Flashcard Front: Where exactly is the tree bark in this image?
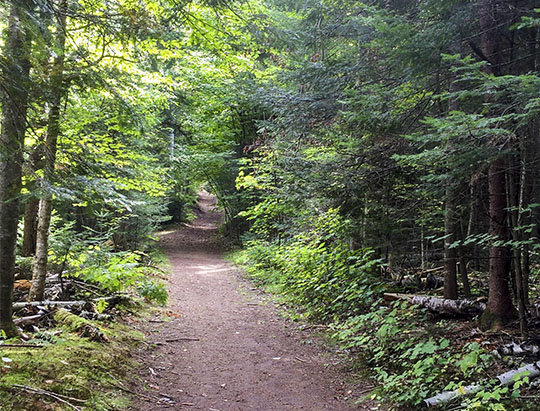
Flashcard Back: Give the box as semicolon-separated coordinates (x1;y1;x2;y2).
28;0;68;301
444;49;464;300
456;185;471;297
425;360;540;407
458;229;471;298
507;156;528;337
22;200;39;257
480;158;517;329
443;186;458;299
477;0;517;329
383;293;486;317
519;119;538;307
21;146;43;257
0;2;33;336
467;175;481;270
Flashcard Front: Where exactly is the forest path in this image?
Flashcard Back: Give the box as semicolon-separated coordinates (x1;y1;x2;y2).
130;192;366;411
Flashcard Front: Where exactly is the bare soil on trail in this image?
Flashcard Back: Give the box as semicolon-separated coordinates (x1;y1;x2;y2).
130;192;369;411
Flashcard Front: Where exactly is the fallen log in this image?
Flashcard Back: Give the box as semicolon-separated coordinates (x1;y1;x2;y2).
12;295;124;310
424;361;540;407
13;300;86;310
497;342;540;357
422;266;444;274
383;293;486;317
410;295;486;317
13;314;45;326
55;309;109;342
0;343;44;348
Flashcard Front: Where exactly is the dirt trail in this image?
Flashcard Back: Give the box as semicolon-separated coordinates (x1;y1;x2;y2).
131;192;367;410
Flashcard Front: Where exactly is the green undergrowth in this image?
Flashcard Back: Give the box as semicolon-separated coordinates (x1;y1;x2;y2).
232;211;539;410
0;246;171;410
330;301;539;410
42;219;170;306
231;211;383;323
68;249;168;306
0;314;145;411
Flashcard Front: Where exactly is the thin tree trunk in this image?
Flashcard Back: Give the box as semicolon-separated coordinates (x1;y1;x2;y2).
507;156;527;337
535;26;540;72
519;120;538;307
22;142;43;257
467;175;480;271
420;225;425;271
457;182;471;297
28;0;67;301
0;2;33;336
444;186;458;299
458;221;471;298
443;59;462;300
458;253;470;297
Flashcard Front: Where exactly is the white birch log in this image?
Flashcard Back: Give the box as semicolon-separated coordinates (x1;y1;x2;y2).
497;342;540;356
410;295;486;316
424;361;540;407
383;293;486;316
13;300;87;310
13;296;123;310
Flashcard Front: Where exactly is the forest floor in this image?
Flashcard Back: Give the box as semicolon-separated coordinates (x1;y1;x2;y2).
129;192;370;410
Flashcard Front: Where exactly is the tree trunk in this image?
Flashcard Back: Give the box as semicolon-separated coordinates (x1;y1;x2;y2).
507;156;527;337
467;175;481;270
443;186;458;299
457;256;470;297
480;158;517;329
28;0;67;301
444;53;463;300
519;119;538;307
477;0;517;329
0;2;33;336
456;187;471;297
22;199;39;257
21;146;43;257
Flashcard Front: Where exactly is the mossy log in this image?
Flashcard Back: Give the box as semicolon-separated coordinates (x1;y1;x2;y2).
55;309;108;342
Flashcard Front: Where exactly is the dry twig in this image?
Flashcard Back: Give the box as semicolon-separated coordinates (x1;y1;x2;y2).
10;384;85;410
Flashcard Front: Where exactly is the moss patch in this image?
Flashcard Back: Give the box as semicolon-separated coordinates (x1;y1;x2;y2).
0;317;144;410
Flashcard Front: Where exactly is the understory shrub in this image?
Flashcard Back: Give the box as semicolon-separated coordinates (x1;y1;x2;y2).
72;249;168;305
238;208;383;321
40;217;169;305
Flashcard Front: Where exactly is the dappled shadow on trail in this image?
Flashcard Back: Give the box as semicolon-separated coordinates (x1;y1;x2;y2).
130;191;368;411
